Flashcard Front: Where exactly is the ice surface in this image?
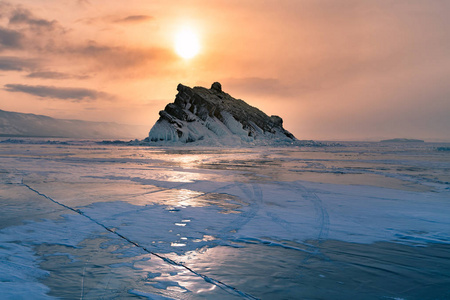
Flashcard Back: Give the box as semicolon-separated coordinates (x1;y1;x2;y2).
0;139;449;299
129;289;175;300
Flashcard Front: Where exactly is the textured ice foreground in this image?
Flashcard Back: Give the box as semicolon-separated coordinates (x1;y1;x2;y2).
0;139;449;299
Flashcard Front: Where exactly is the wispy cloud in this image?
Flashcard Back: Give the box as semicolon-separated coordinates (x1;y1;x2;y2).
26;71;89;80
0;56;37;71
4;84;108;101
9;8;57;30
77;14;153;26
114;15;153;24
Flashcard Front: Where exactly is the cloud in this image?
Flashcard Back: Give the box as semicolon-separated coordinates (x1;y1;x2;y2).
76;0;90;6
4;84;107;101
222;77;292;97
78;14;153;26
0;3;65;55
9;8;56;29
0;56;37;71
0;2;171;78
114;15;153;24
63;41;176;74
0;27;23;50
0;1;12;16
26;71;89;80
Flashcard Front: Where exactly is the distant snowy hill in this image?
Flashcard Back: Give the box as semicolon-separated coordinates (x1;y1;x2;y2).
145;82;296;146
0;109;148;139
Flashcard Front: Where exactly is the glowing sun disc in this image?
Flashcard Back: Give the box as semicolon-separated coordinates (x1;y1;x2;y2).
175;28;200;59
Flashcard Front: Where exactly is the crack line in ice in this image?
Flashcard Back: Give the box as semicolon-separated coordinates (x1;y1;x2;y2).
20;180;260;300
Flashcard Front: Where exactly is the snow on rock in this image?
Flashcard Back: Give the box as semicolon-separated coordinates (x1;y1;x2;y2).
145;82;296;146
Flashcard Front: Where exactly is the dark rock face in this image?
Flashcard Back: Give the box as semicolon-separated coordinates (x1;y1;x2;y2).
146;83;296;144
211;82;222;92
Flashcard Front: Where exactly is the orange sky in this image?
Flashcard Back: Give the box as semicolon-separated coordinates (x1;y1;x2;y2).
1;0;449;141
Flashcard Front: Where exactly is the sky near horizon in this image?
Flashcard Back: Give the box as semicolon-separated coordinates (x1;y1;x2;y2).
1;0;449;141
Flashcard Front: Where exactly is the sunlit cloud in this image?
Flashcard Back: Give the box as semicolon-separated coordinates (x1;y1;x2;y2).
77;14;153;26
26;71;90;80
113;15;153;24
58;41;177;77
69;41;171;66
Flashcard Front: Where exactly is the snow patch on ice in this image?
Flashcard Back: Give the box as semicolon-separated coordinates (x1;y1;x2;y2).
0;242;55;300
0;213;103;299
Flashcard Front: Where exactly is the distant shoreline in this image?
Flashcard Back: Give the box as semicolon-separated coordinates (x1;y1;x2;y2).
380;138;425;143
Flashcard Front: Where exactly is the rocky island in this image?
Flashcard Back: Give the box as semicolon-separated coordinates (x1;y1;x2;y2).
144;82;296;145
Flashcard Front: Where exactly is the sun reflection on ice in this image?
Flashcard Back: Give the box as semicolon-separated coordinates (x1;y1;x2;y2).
170;154;202;168
142;188;243;211
154;170;204;183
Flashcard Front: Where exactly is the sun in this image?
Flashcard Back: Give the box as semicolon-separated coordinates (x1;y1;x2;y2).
174;27;200;59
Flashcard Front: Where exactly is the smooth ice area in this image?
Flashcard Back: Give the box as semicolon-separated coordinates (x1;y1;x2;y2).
1;139;449;299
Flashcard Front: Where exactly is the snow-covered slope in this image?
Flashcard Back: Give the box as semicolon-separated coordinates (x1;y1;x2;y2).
0;109;147;139
145;82;296;146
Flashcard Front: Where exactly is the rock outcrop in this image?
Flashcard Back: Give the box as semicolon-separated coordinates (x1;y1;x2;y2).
145;82;296;145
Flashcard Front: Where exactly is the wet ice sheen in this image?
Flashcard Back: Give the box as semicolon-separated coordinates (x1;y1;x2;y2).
0;139;449;299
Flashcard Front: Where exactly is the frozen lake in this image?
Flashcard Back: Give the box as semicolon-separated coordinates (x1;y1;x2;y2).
1;139;449;299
